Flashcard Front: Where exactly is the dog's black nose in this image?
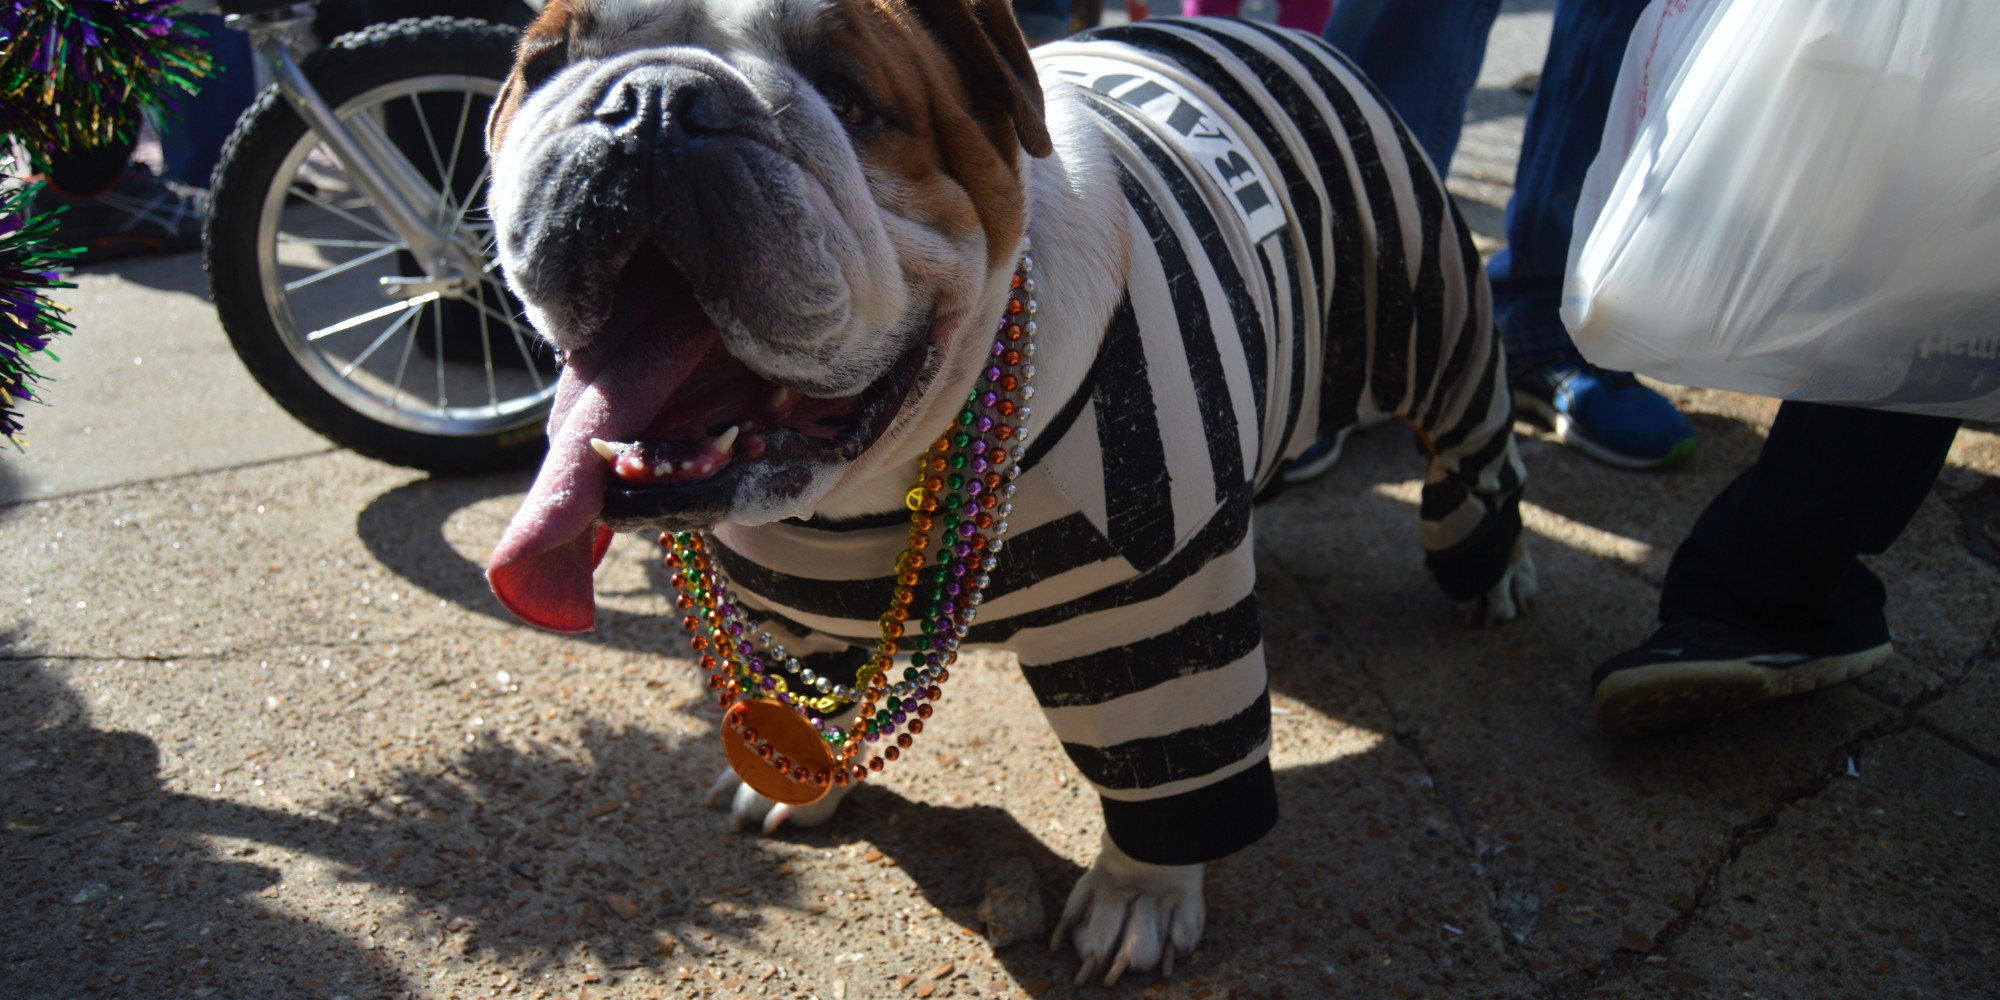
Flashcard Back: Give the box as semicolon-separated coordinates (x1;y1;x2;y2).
592;63;737;151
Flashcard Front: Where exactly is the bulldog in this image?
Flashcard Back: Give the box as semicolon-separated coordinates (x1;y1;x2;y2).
484;0;1535;984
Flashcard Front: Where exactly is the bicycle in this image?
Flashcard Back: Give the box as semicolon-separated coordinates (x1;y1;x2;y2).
200;0;554;473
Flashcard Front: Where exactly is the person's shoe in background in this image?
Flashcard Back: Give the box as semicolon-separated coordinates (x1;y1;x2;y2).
1278;413;1399;486
1590;618;1891;738
33;164;207;264
1511;348;1697;469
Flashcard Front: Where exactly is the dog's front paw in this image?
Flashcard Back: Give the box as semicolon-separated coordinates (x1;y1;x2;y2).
1462;541;1537;627
1051;834;1204;986
704;769;852;833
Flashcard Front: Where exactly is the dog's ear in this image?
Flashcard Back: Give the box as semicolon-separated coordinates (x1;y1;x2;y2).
902;0;1055;158
487;6;574;154
486;68;525;155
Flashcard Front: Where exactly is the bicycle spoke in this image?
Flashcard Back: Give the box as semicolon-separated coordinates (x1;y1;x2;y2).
458;289;539;349
311;292;436;344
479;234;508;275
338;294;433;376
472;277;550;395
277;235;399;250
282;243;400;293
440;92;475;216
387;304;421;412
485;281;540;393
288;181;402;244
407;93;453;212
472;272;500;409
433;300;448;409
348;112;448;212
447;160;494;239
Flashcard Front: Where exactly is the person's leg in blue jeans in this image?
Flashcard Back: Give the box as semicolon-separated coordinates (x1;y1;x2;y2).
1321;0;1499;173
1489;0;1694;468
1326;0;1696;470
157;13;258;188
1279;0;1501;484
1012;0;1072;44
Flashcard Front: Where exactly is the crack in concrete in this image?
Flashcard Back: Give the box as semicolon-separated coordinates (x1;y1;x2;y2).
1260;526;1998;999
1913;719;2000;771
1254;539;1542;988
0;447;339;510
1549;629;2000;997
0;651;226;664
2;631;435;668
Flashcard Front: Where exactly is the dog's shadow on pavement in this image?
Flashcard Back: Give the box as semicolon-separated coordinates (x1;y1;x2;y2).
1;630;1099;997
1;633;412;998
0;637;808;996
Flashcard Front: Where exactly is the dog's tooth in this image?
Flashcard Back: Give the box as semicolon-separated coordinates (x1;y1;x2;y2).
653;461;674;477
713;424;740;455
590;437;620;461
770;387;795;411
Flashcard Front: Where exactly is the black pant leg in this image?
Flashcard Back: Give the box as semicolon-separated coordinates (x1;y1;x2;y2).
1658;401;1961;653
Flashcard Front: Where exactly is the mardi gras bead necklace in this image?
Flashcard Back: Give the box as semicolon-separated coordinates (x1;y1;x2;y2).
663;244;1039;805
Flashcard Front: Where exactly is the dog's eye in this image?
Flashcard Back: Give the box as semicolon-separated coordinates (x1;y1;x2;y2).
817;80;870;126
520;38;569;92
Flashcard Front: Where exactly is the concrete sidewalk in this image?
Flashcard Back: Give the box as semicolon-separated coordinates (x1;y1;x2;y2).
5;7;1998;1000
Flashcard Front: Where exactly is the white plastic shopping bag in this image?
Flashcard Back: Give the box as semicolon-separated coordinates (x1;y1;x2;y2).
1563;0;2000;419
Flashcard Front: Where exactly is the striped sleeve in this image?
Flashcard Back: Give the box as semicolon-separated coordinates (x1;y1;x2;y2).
1005;507;1278;866
1008;85;1284;861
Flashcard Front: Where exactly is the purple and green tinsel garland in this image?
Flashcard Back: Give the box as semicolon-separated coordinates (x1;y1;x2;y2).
0;0;212;156
0;174;79;449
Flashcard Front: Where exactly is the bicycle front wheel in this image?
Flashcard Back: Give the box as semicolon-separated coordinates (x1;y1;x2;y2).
207;16;552;473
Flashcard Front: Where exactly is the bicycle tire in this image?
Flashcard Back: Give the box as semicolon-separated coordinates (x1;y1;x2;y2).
206;16;552;474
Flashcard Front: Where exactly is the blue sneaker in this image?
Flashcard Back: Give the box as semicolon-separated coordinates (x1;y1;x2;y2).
1278;426;1355;485
1512;353;1697;469
1278;413;1396;485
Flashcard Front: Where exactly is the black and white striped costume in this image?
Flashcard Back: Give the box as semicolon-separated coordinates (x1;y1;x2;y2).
712;19;1523;865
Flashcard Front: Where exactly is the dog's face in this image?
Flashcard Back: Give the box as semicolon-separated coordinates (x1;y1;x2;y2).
484;0;1052;632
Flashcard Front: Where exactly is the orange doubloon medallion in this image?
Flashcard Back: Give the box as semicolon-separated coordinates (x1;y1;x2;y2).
722;699;835;805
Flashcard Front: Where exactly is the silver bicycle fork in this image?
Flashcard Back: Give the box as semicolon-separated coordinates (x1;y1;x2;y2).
222;3;486;302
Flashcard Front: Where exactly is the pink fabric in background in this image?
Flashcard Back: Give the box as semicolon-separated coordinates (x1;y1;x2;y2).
1175;0;1335;33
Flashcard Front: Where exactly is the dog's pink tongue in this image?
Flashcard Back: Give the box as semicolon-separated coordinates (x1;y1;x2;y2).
488;317;717;633
486;437;616;633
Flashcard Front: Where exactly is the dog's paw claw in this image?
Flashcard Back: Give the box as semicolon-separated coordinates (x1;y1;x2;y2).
1072;953;1101;988
1105;949;1132;987
1053;834;1204;985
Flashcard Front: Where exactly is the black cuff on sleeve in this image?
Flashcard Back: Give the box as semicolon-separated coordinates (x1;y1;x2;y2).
1100;759;1278;866
1424;491;1523;601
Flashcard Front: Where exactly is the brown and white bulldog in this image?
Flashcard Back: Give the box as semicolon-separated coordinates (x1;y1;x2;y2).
483;0;1534;984
484;0;1058;616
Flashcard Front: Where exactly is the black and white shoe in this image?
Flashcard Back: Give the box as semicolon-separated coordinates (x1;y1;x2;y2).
32;164;207;263
1590;618;1891;738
